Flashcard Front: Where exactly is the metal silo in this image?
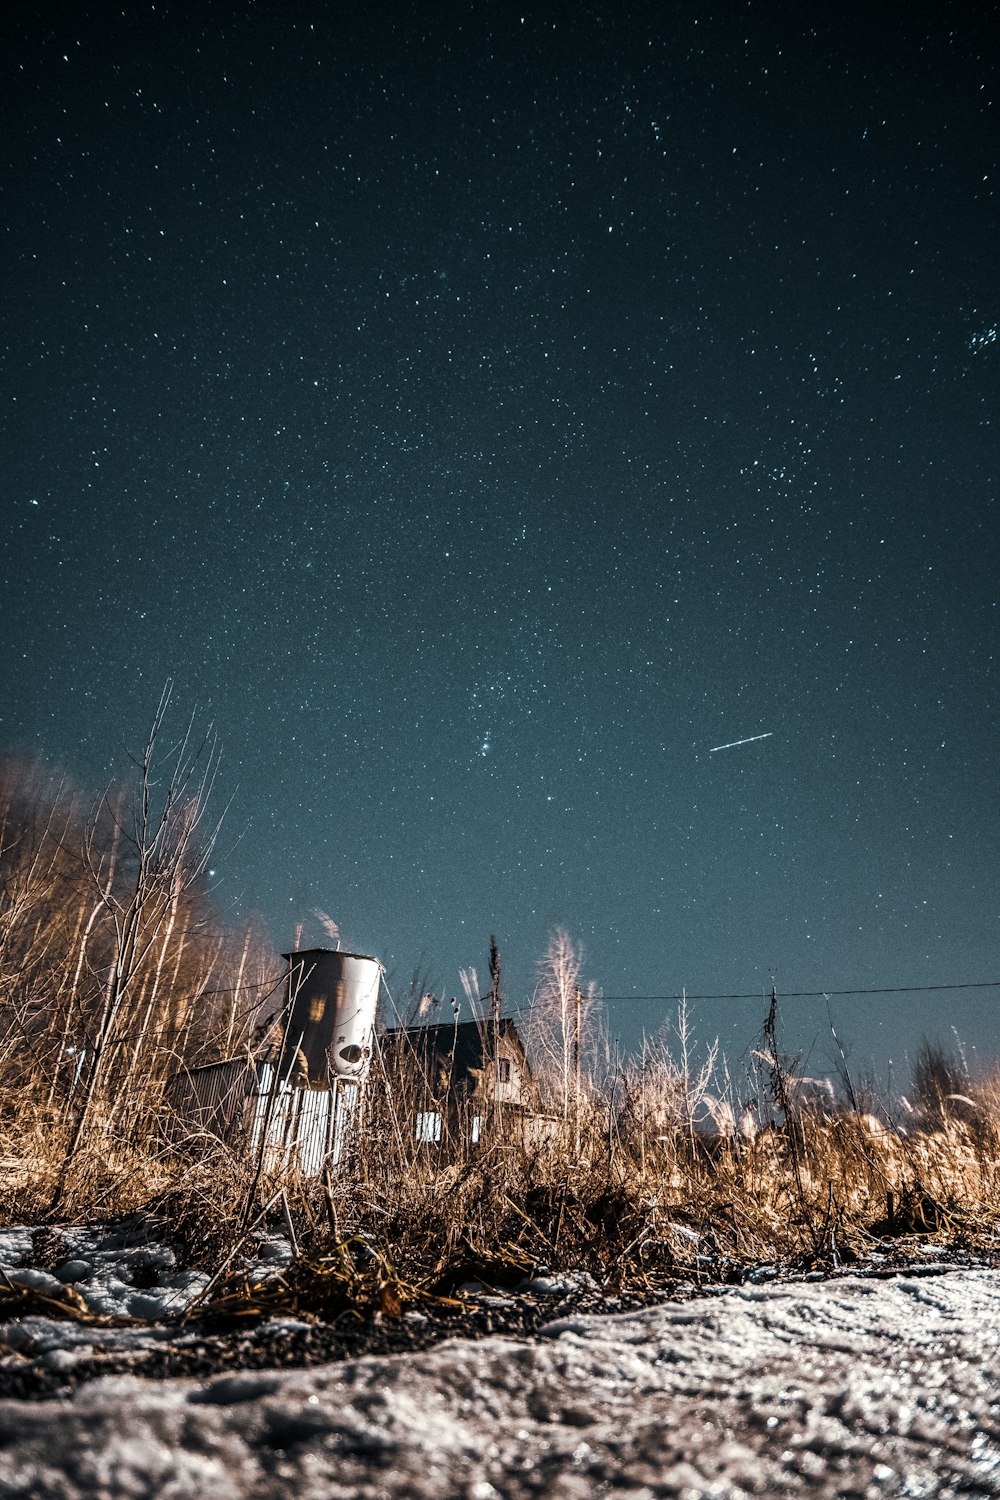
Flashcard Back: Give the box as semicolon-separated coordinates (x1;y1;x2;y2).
277;948;382;1085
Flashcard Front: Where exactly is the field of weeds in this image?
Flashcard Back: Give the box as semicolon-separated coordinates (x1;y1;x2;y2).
2;742;1000;1328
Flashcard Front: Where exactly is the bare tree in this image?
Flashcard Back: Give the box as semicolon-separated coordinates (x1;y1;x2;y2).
530;927;600;1155
628;994;721;1164
51;687;225;1207
0;765;92;1087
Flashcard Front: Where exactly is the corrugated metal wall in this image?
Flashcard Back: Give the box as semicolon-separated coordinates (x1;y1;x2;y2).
252;1063;358;1176
170;1058;257;1144
172;1059;358;1177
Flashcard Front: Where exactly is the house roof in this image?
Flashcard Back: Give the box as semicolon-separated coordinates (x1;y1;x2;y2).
380;1017;526;1090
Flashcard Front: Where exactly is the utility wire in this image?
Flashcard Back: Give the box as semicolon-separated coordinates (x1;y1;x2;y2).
398;979;999;1021
592;980;1000;1002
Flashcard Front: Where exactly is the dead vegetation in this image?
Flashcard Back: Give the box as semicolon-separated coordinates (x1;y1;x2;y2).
2;733;1000;1324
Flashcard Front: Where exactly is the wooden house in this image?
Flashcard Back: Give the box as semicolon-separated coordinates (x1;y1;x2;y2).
379;1017;537;1146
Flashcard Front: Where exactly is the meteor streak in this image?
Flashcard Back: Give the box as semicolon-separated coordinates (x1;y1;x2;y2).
708;731;774;753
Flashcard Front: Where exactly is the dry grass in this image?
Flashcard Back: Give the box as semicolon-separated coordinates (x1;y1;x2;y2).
2;754;1000;1312
3;1034;1000;1309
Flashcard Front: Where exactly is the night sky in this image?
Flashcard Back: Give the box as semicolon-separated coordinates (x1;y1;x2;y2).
3;2;998;1083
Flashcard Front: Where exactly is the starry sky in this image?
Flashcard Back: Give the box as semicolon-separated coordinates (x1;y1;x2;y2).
3;1;998;1083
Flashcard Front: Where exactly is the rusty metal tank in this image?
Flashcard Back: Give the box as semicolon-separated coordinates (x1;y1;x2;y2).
277;948;382;1084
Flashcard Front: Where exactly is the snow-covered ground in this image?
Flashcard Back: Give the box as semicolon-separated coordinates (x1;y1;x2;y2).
1;1249;998;1498
0;1221;215;1322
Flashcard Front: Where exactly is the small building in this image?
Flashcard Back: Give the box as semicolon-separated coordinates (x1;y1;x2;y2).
170;947;383;1177
379;1017;537;1146
171;953;554;1170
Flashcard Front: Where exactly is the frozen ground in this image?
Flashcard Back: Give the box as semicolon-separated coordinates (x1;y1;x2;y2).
0;1248;998;1498
0;1221;216;1322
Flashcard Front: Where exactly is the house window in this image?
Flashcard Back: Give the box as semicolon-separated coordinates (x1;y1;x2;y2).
415;1111;442;1143
498;1059;511;1084
309;995;327;1022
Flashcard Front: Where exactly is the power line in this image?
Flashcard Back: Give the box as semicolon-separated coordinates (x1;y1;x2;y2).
591;980;1000;1003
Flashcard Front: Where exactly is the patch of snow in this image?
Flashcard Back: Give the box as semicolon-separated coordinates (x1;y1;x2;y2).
246;1236;294;1281
746;1262;778;1283
2;1266;63;1295
0;1228;34;1265
0;1223;211;1322
53;1258;93;1284
0;1270;998;1496
519;1270;598;1295
667;1220;701;1242
0;1311;182;1370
